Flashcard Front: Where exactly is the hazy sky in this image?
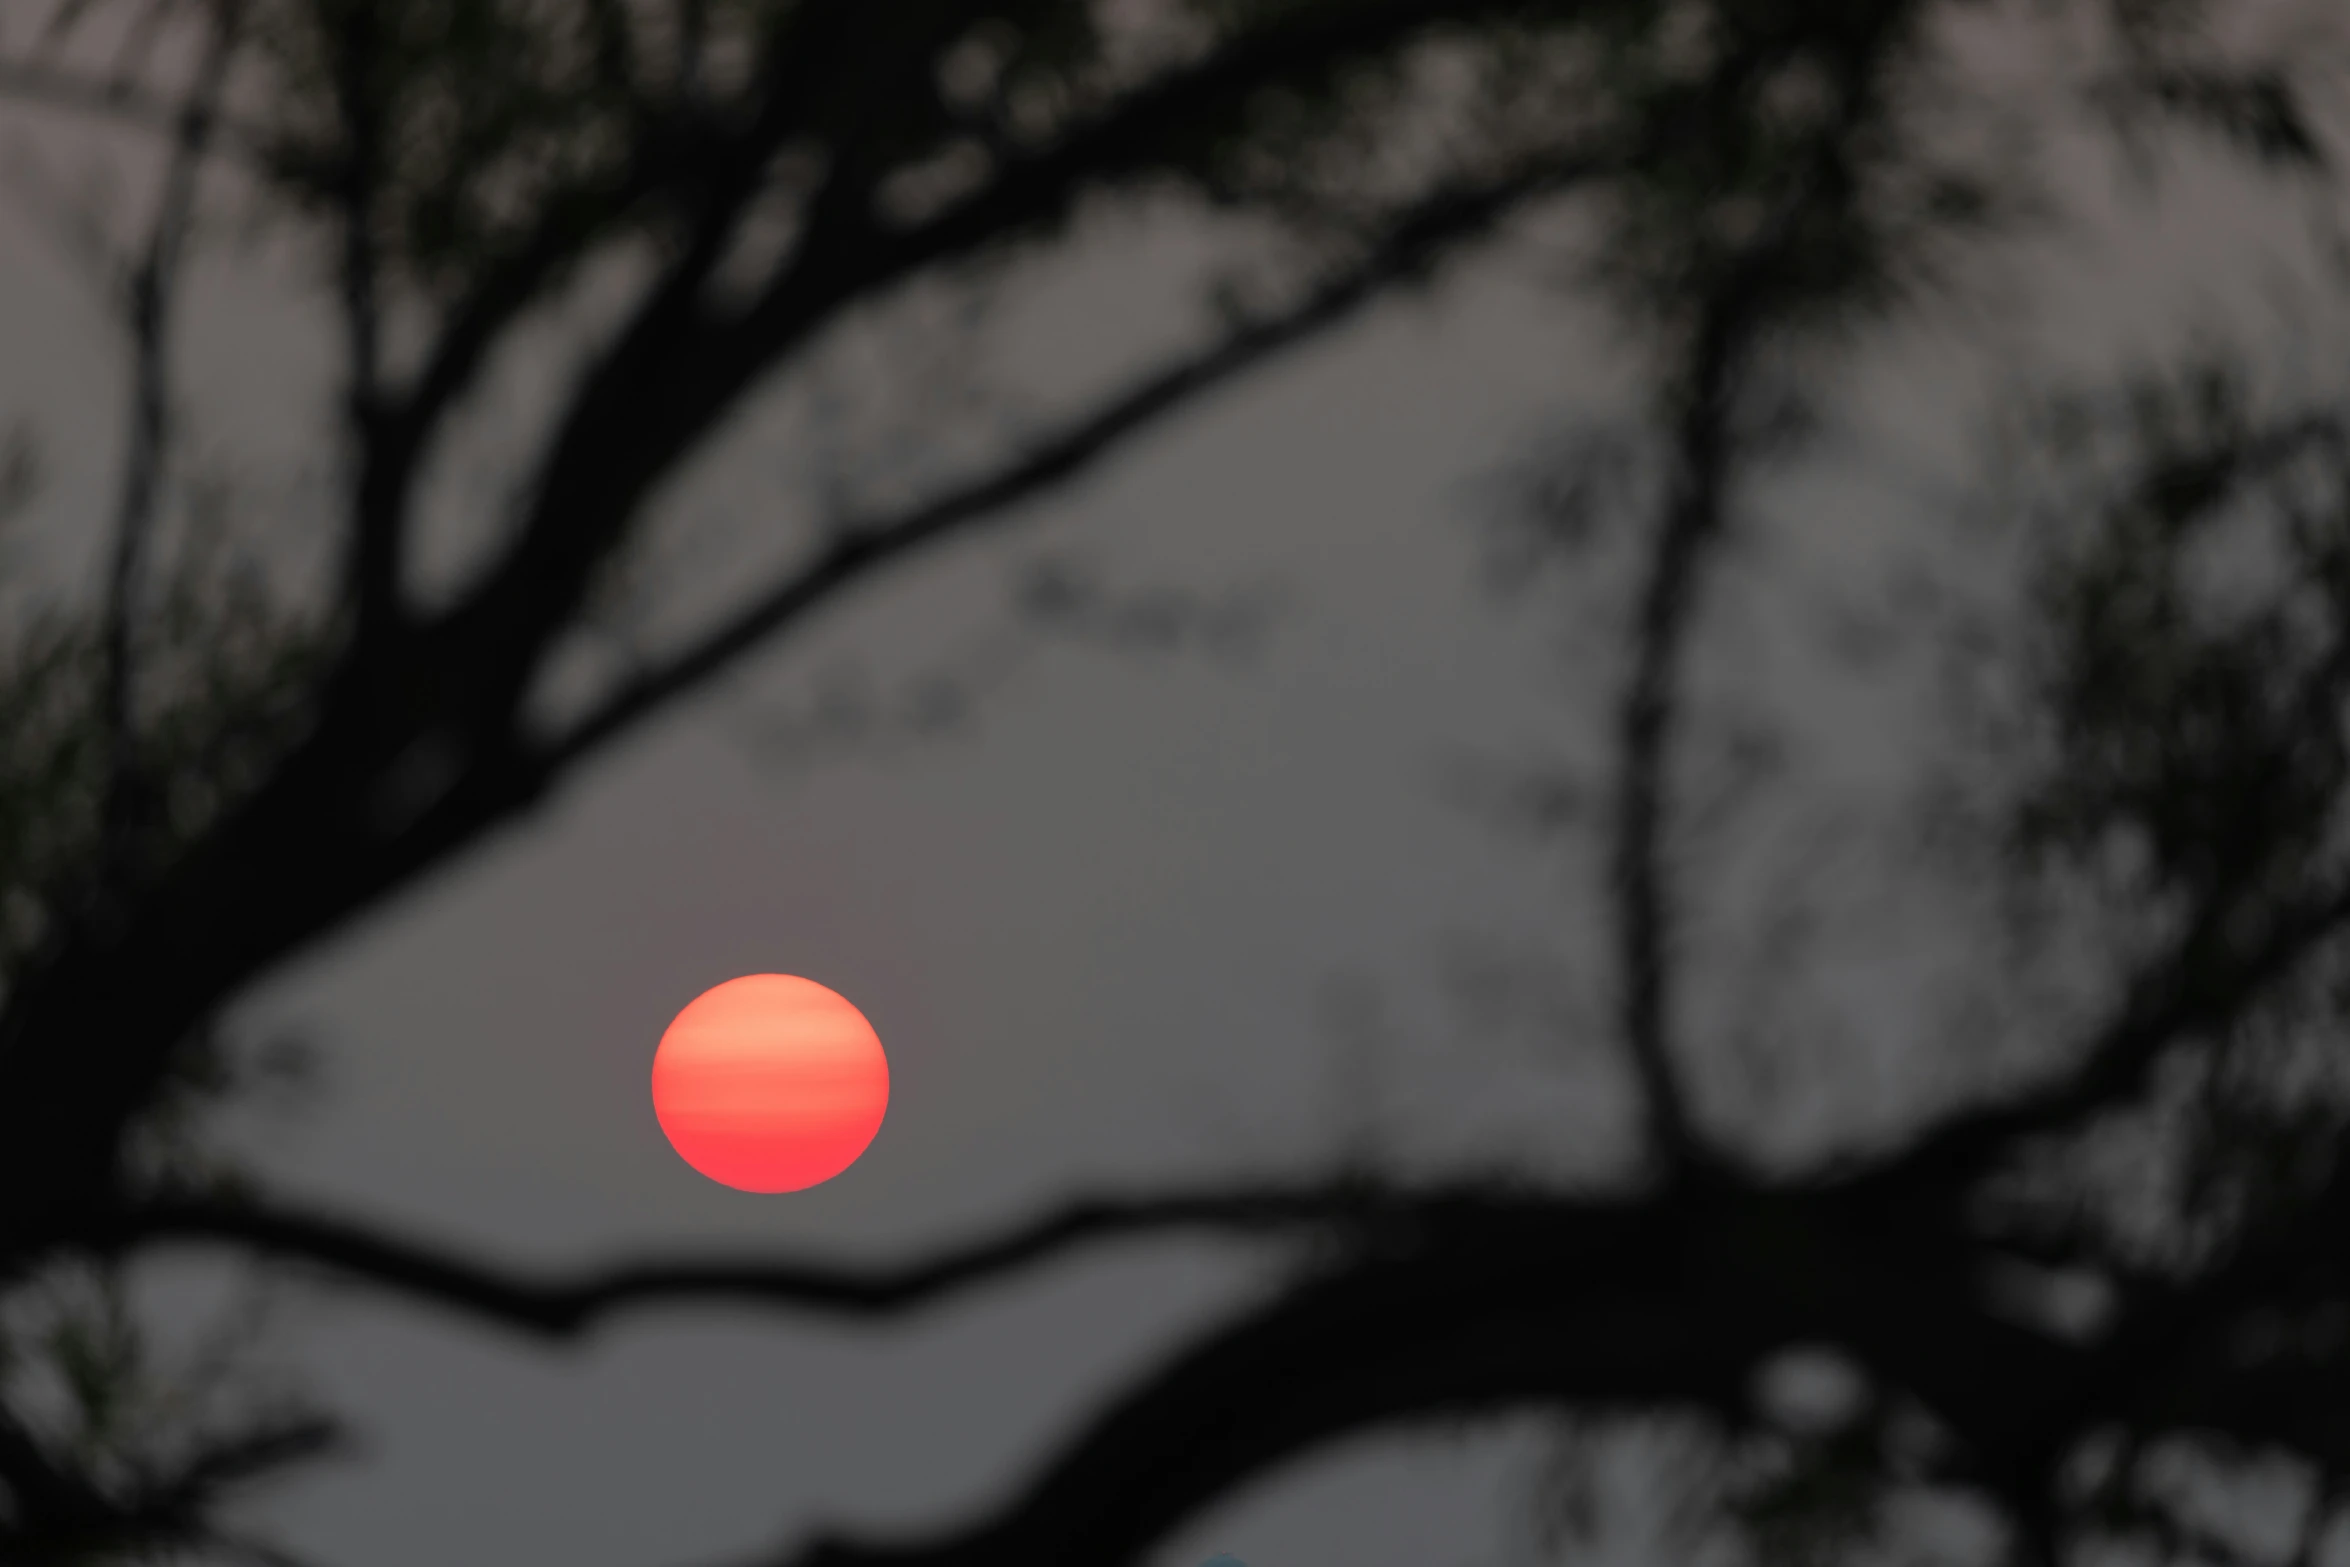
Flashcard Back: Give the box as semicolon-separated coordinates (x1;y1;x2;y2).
2;13;2345;1566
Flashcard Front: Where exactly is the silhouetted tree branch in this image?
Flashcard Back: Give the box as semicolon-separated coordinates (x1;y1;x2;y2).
104;1180;1451;1335
100;0;241;883
0;54;270;165
547;155;1588;772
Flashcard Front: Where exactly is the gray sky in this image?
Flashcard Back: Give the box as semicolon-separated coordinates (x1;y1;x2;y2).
3;10;2348;1565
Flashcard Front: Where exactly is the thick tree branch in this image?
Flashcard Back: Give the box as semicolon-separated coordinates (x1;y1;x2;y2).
342;2;871;663
713;1180;2062;1567
740;1272;1723;1566
108;1181;1425;1337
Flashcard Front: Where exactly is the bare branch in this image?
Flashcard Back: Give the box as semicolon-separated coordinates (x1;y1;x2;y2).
340;0;870;659
1602;3;1954;1184
445;0;1555;746
1606;168;1854;1184
111;1180;1441;1337
544;159;1577;772
327;2;391;649
99;0;240;868
1608;282;1747;1180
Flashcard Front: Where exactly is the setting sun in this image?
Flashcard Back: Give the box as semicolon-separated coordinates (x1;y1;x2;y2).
650;974;890;1193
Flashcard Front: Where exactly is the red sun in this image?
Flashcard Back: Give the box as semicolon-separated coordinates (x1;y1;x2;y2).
651;974;890;1193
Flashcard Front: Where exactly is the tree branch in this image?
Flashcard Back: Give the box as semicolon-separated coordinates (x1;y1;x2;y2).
1857;873;2350;1207
328;1;394;653
0;54;266;164
1603;2;1963;1185
110;1180;1465;1338
722;1216;1785;1567
1605;158;1857;1184
446;0;1557;749
1608;276;1748;1180
544;160;1577;772
339;2;869;665
99;0;240;872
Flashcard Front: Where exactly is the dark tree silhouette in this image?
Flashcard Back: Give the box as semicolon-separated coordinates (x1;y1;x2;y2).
0;0;2343;1564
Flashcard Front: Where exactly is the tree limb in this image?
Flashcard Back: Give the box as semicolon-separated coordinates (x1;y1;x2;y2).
338;1;870;663
446;0;1563;747
108;1179;1508;1338
711;1192;1917;1567
1607;275;1746;1180
99;0;240;876
327;0;393;653
1602;48;1890;1183
544;158;1580;772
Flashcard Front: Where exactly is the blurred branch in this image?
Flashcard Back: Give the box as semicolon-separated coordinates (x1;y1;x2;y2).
1608;279;1746;1180
336;0;864;659
100;0;240;866
1604;23;1897;1185
328;1;391;651
731;1242;2084;1567
442;0;1537;729
110;1180;1447;1336
724;1219;1780;1567
0;55;266;164
542;156;1583;771
333;2;859;658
